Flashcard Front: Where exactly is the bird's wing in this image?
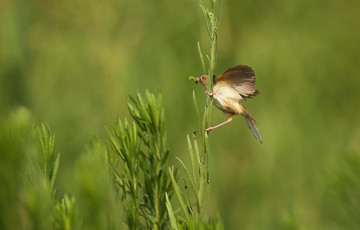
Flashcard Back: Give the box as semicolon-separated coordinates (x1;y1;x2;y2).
215;65;259;98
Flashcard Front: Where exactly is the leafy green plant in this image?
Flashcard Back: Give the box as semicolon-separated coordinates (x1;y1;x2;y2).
165;0;223;229
37;124;60;202
53;194;76;230
107;91;174;229
0;90;221;230
74;137;119;230
0;108;75;230
37;124;76;230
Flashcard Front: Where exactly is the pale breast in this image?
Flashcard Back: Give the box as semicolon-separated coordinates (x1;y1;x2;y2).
212;84;243;114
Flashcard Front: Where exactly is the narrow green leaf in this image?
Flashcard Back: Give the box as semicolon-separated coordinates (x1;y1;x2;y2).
166;193;179;230
192;91;201;129
169;167;189;221
187;135;198;186
176;157;199;207
50;153;60;198
193;133;201;166
197;42;206;73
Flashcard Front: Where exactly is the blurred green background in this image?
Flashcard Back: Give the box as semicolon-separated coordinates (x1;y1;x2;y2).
1;0;360;229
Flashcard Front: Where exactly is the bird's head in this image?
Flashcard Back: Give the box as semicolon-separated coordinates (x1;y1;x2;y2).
195;74;209;89
189;74;216;90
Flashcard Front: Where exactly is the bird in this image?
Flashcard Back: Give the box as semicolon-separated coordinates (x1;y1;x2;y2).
193;65;263;143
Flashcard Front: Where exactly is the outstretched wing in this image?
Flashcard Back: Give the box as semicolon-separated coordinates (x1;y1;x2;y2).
216;65;259;98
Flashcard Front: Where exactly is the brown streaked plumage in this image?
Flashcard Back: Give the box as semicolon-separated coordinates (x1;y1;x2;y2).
194;65;262;143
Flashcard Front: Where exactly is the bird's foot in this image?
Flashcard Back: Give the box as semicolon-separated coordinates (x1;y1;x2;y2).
206;127;214;132
205;91;216;97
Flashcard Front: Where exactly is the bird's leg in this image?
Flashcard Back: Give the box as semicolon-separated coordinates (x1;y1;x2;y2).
205;90;216;97
206;117;233;132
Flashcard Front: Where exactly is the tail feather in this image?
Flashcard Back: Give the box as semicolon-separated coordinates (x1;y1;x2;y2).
242;107;263;144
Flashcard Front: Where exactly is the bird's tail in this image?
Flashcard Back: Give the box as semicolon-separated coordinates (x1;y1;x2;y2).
242;107;263;144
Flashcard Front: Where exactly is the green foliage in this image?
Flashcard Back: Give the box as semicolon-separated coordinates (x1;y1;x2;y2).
108;119;141;228
199;0;219;92
107;91;174;229
0;108;75;230
321;154;360;229
0;108;31;229
0;92;219;230
164;0;223;229
54;195;76;230
166;130;224;229
37;124;60;201
0;108;54;230
74;138;119;230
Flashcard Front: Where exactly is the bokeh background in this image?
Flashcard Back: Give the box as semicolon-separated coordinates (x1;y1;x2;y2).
1;0;360;229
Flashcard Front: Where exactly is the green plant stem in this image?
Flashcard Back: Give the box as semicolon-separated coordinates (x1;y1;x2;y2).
208;14;217;93
199;0;217;216
154;182;159;230
154;161;161;230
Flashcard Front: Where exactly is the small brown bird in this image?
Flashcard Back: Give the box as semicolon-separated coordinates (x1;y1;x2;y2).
194;65;262;143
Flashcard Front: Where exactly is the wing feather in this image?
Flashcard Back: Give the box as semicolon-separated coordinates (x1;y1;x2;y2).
216;65;259;98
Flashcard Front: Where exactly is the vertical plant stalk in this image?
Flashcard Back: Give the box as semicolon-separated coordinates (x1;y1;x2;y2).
198;0;218;214
165;1;221;227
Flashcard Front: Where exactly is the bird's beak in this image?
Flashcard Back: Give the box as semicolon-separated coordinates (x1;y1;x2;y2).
194;76;201;84
188;76;199;84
